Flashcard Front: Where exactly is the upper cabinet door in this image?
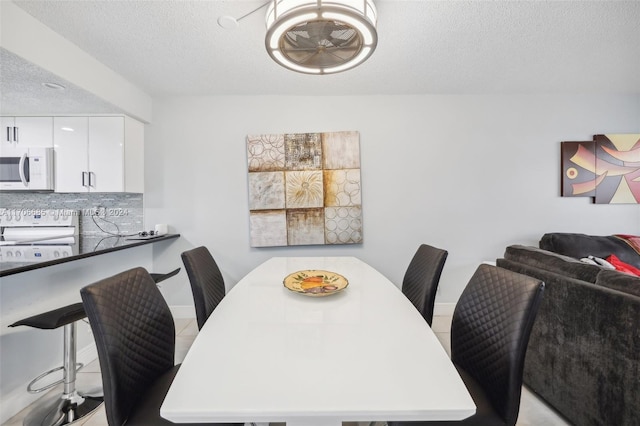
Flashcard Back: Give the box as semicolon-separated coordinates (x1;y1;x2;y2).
1;117;53;153
53;115;143;194
15;117;54;147
1;117;15;149
54;117;89;192
123;116;144;193
89;117;124;192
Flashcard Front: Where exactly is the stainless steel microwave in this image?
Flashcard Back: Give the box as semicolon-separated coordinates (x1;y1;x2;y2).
0;147;54;191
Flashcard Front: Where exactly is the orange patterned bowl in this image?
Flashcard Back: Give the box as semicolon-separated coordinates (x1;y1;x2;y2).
283;270;348;297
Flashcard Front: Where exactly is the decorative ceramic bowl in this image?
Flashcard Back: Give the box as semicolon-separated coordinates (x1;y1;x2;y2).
283;270;348;297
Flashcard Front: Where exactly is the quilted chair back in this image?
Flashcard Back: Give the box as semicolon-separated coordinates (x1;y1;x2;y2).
181;246;226;330
402;244;448;326
451;264;544;426
81;267;176;426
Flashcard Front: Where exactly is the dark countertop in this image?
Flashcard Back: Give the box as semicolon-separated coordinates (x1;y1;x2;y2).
0;234;180;277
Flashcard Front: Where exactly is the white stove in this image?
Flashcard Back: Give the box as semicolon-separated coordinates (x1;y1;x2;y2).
0;209;79;263
0;244;77;262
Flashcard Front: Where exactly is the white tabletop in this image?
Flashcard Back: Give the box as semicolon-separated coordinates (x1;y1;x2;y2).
161;256;475;426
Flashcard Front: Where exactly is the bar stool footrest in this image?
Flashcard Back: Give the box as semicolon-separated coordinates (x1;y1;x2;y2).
27;363;84;394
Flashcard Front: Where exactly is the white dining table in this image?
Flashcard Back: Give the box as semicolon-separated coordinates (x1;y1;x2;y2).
161;256;475;426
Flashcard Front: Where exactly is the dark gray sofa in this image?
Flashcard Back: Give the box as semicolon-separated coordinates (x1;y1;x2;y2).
496;233;640;426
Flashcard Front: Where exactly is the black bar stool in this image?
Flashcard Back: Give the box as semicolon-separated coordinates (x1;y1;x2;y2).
9;303;103;426
150;267;181;284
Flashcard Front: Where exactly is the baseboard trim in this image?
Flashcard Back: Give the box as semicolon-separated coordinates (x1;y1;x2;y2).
170;305;196;319
431;303;455;332
433;302;455;317
0;343;99;424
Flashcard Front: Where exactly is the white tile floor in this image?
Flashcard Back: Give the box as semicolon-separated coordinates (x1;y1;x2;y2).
3;316;571;426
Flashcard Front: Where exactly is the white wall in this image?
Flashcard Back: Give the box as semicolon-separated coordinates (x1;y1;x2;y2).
145;94;640;312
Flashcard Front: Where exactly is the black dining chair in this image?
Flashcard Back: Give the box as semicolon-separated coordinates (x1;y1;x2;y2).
388;264;545;426
80;267;240;426
181;246;227;330
401;244;448;326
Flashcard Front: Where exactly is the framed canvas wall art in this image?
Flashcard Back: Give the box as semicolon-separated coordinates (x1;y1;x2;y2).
247;131;363;247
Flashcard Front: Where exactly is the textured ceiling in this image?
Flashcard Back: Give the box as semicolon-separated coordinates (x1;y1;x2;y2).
2;0;640;115
0;49;125;115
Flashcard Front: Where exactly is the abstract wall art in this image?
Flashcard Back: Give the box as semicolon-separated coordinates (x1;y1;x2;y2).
247;131;363;247
561;134;640;204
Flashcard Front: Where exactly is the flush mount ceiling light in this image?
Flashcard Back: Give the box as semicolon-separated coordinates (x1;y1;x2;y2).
265;0;378;75
42;82;66;90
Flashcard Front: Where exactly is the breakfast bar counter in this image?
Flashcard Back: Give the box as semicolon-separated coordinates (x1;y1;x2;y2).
0;234;180;277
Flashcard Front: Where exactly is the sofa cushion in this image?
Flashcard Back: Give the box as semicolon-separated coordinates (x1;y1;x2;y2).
503;245;602;283
596;269;640;298
539;233;640;269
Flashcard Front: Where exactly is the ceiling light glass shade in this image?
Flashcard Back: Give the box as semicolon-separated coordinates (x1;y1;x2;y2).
265;0;378;75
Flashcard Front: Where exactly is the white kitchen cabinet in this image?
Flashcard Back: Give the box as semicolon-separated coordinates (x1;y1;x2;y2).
1;116;53;152
54;117;89;192
54;116;144;193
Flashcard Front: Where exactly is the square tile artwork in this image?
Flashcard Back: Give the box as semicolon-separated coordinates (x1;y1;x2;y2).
247;131;363;247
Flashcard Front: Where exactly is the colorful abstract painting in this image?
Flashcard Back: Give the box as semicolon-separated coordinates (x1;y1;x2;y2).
561;134;640;204
561;141;597;197
247;131;362;247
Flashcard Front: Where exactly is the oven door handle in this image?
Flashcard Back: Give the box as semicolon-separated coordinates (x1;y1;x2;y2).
19;153;28;187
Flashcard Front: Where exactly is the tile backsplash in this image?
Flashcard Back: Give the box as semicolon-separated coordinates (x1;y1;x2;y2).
0;192;144;236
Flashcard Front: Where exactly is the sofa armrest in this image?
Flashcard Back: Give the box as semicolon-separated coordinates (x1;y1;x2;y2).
496;258;640;426
596;269;640;298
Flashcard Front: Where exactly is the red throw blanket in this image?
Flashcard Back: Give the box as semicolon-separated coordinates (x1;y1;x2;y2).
606;254;640;276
